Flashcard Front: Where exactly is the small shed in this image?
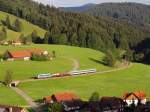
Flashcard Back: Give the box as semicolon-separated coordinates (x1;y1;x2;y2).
10;81;20;87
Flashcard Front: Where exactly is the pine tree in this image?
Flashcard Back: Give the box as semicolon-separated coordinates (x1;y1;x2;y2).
103;50;116;67
70;33;78;46
5;16;11;28
31;30;38;43
13;19;22;32
4;70;13;86
0;27;7;41
44;32;50;44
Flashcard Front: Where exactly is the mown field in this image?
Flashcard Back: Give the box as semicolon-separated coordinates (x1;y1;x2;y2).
0;44;110;80
0;11;46;39
0;85;27;105
19;63;150;101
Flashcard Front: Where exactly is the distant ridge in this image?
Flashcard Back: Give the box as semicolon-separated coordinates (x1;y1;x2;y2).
60;2;150;27
59;3;97;12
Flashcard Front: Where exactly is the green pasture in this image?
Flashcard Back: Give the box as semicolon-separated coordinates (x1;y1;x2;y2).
19;63;150;101
0;85;27;105
0;44;110;80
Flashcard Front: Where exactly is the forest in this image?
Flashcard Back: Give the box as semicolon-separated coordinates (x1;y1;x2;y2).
0;0;149;64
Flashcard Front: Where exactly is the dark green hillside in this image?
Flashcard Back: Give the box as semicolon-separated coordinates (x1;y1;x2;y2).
61;3;150;27
0;0;149;63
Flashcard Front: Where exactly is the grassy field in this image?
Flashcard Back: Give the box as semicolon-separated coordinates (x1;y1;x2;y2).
0;44;110;80
19;63;150;101
0;44;110;105
0;85;27;106
0;11;46;39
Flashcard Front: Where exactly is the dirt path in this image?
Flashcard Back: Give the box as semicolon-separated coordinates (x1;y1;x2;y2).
11;87;42;112
69;58;80;71
92;63;133;75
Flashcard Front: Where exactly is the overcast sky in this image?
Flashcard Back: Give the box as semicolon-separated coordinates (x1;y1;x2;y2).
33;0;150;7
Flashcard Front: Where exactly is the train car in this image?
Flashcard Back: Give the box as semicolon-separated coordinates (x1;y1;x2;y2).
36;73;52;79
88;69;97;73
52;73;61;77
70;71;81;75
70;68;97;75
52;73;71;77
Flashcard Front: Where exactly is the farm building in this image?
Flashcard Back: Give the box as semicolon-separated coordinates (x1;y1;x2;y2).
0;104;27;112
100;97;125;111
62;100;85;112
5;49;49;61
9;81;20;87
123;91;147;106
43;92;80;104
0;40;9;45
6;50;31;61
11;39;22;46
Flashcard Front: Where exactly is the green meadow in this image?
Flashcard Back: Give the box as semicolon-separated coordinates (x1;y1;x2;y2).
0;44;110;80
0;85;27;106
0;44;150;105
19;63;150;101
0;44;111;105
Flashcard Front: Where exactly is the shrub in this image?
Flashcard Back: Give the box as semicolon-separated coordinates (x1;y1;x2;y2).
31;53;49;61
89;92;100;102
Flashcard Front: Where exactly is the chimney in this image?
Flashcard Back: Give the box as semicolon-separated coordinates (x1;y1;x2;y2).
9;107;13;112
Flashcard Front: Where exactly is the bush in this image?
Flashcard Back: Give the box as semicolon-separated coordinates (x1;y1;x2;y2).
3;51;10;60
48;103;63;112
31;53;49;61
89;92;100;102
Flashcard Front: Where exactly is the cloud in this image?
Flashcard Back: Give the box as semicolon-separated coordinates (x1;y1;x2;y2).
33;0;150;7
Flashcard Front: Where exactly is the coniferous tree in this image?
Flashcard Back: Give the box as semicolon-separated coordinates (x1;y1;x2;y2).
13;19;22;32
5;16;11;29
44;32;50;44
103;50;116;67
0;27;7;41
4;70;13;86
31;30;38;43
70;33;78;46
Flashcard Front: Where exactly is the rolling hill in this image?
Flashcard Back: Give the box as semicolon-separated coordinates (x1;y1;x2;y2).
0;44;111;80
0;44;111;105
0;11;46;40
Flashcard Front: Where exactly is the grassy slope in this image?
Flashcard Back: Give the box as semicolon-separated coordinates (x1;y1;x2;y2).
19;63;150;101
0;44;110;105
0;11;46;40
0;85;27;106
0;26;20;40
0;44;110;80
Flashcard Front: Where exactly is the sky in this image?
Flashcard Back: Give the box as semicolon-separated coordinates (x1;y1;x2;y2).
33;0;150;7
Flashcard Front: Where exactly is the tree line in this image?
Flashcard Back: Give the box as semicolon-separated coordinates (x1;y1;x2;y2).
0;0;149;64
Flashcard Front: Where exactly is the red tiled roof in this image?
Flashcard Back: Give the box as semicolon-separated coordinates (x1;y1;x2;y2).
8;49;46;58
123;91;147;100
44;92;79;103
8;50;31;58
134;91;147;100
